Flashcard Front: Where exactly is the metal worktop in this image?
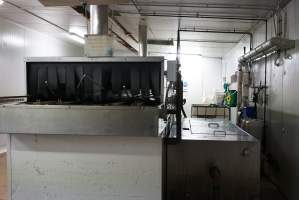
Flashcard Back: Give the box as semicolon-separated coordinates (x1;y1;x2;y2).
181;118;258;142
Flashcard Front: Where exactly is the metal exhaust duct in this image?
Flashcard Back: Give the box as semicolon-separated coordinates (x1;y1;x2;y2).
139;19;148;57
85;4;112;57
89;5;109;35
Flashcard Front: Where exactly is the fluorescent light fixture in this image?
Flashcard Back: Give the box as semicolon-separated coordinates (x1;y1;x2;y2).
69;32;85;44
0;0;4;5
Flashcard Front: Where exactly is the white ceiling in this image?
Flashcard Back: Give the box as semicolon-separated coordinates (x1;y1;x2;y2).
0;0;280;57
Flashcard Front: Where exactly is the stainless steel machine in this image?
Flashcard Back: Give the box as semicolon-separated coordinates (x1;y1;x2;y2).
0;56;165;200
166;118;260;200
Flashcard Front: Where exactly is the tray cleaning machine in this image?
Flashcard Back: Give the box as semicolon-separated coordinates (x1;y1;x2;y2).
0;56;165;200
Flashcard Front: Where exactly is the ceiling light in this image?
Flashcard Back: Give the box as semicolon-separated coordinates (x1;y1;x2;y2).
0;0;4;5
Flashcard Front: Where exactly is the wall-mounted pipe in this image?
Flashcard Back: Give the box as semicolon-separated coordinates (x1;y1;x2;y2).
238;37;295;63
242;64;250;107
237;64;243;110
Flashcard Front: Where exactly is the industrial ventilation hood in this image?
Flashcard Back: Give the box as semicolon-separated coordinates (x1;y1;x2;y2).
239;37;295;63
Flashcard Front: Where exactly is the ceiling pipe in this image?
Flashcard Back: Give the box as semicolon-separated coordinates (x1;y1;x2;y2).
115;10;267;21
120;2;276;11
110;29;138;54
179;28;253;50
279;0;292;9
176;39;238;44
130;0;142;14
111;16;138;43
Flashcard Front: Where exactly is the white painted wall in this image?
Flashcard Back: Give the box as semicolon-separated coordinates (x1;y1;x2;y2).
0;18;83;97
0;17;83;150
222;0;299;199
181;56;223;117
150;51;224;117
